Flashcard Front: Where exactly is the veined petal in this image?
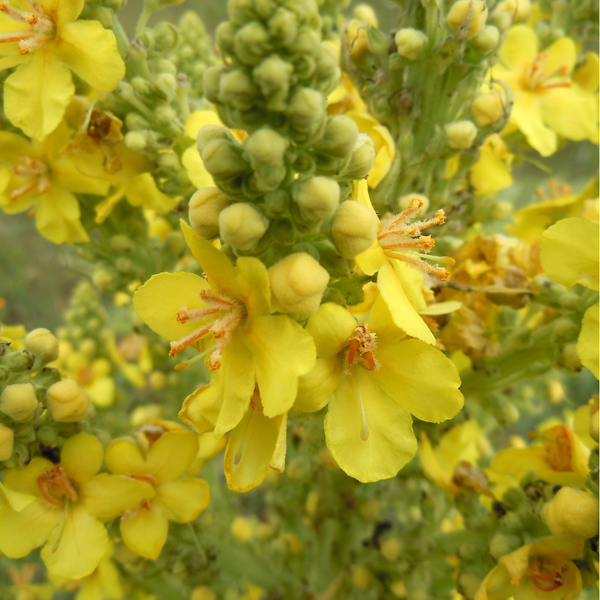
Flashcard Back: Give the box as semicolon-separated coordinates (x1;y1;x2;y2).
61;433;104;484
306;303;357;358
325;368;417;482
35;186;90;245
125;173;179;213
4;47;74;141
105;439;146;476
182;146;215;189
578;303;599;379
224;409;285;492
0;501;58;558
147;430;199;483
236;257;272;316
157;477;210;522
79;473;155;521
511;92;557;157
41;504;108;579
121;502;169;560
378;261;436;344
372;339;464;423
245;315;316;418
295;357;339;413
52;156;110;196
133;272;209;342
56;21;125;91
499;25;538;72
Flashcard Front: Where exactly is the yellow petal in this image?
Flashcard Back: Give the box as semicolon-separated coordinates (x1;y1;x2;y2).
0;501;58;558
470;144;513;195
364;294;407;346
499;25;538;72
179;384;222;434
125;173;179;213
40;0;84;28
133;272;209;342
158;477;210;522
3;457;54;496
105;439;146;475
306;303;357;358
182;146;215;189
511;92;557;157
543;37;577;76
236;257;272;316
372;339;464;423
147;430;199;483
355;241;387;276
324;368;417;482
42;504;108;579
419;432;450;491
56;20;125;91
61;433;104;484
435;420;482;474
393;260;427;313
0;482;37;512
4;46;74;140
35;186;90;244
245;315;316;418
540;217;599;290
540;87;599;143
121;502;169;560
79;473;155;521
270;412;287;473
0;131;35;163
86;375;115;408
491;447;551;474
224;409;285;492
52;156;110;196
572;52;600;93
578;303;599;378
295;357;339;413
185;110;223;139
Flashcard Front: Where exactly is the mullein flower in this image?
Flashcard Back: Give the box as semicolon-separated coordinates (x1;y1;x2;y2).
469;134;514;196
0;433;154;579
135;221;316;437
0;0;125;140
295;297;463;482
105;429;209;559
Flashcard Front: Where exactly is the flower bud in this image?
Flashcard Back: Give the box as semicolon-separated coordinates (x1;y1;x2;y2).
253;55;294;112
286;88;326;134
471;91;505;127
0;383;39;421
494;0;532;22
340;133;376;180
488;532;522;560
345;20;370;60
0;423;14;461
189;188;231;239
24;328;59;366
203;64;225;104
268;253;330;316
1;349;34;371
445;121;477;149
219;70;258;111
446;1;488;40
351;565;373;589
316;115;359;159
294;177;340;221
380;537;402;561
234;21;271;66
191;587;217;600
46;378;90;423
352;4;378;27
331;201;378;258
395;28;428;60
245;128;289;169
201;138;249;180
488;10;512;32
219;203;269;251
542;487;599;540
124;131;147;153
471;25;500;53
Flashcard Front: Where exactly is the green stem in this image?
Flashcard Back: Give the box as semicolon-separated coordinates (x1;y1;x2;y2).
111;14;131;56
187;522;208;564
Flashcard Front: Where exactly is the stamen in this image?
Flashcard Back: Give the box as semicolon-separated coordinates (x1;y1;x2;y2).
356;371;369;441
526;52;572;91
9;179;37;200
169;324;213;357
527;557;564;592
174;344;217;370
129;473;157;486
176;306;223;324
383;250;452;281
37;466;78;507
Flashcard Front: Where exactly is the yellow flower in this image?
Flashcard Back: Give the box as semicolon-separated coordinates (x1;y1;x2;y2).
135;221;316;437
295;298;463;482
490;424;590;487
492;25;598;156
0;123;109;243
475;536;584;600
0;0;124;140
105;430;209;560
541;217;599;377
182;110;220;190
469;134;513;196
0;433;154;579
0;322;27;348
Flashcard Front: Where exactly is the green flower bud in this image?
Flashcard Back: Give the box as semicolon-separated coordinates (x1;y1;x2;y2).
268;7;298;43
294;177;340;221
264;190;290;217
92;268;116;292
245;128;289;169
234;21;271;66
219;70;258;111
288;27;321;56
37;425;58;446
0;366;11;381
395;28;428;60
0;423;14;461
253;55;294;112
155;72;178;99
314;44;340;95
125;112;149;131
543;488;599;540
488;10;512;32
203;64;225;104
445;121;477;149
131;76;153;98
216;21;237;55
24;328;59;366
488;533;522;560
268;253;330;316
552;316;580;343
380;537;402;561
471;91;505;126
557;343;582;371
153;21;178;52
471;25;500;53
286;88;326;135
47;378;90;423
189;188;231;239
201;138;249;180
315;115;358;159
124;131;147;153
331;201;378;258
491;200;513;221
197;124;232;153
1;349;34;372
447;1;488;40
494;0;532;22
340;133;376;180
219;203;269;251
458;572;482;598
0;383;39;421
229;0;257;24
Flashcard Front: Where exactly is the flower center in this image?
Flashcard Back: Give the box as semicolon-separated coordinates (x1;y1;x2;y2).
525;52;572;91
527;556;565;592
37;466;77;507
9;156;51;201
171;288;246;370
0;1;55;55
377;197;454;280
344;324;379;375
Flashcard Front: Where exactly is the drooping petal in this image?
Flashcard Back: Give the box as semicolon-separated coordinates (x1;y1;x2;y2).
224;409;285;492
35;186;89;244
125;173;179;213
236;257;272;316
510;92;557;157
372;339;464;423
0;502;58;558
306;303;357;358
79;473;155;521
147;430;199;483
41;504;108;579
578;303;599;379
179;384;222;434
120;503;169;560
61;433;104;484
4;47;75;140
245;314;316;418
55;20;125;91
498;25;538;72
105;439;146;476
295;357;339;413
157;477;210;522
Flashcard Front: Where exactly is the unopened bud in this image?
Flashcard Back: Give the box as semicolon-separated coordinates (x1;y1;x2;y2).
345;20;370;60
295;177;340;221
245;128;289;168
0;423;14;461
253;55;294;111
352;4;378;27
231;516;256;542
331;201;378;258
219;70;258;111
488;10;512;32
268;253;330;316
316;116;358;159
201;138;249;180
380;537;402;561
494;0;532;22
351;565;373;589
341;133;376;180
219;203;269;251
1;349;34;372
395;28;428;60
24;328;59;366
445;121;477;149
471;25;500;53
471;91;505;126
542;488;599;540
447;0;488;40
46;378;90;422
0;383;39;421
124;131;147;153
191;587;217;600
286;88;326;133
488;532;522;560
189;188;231;239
